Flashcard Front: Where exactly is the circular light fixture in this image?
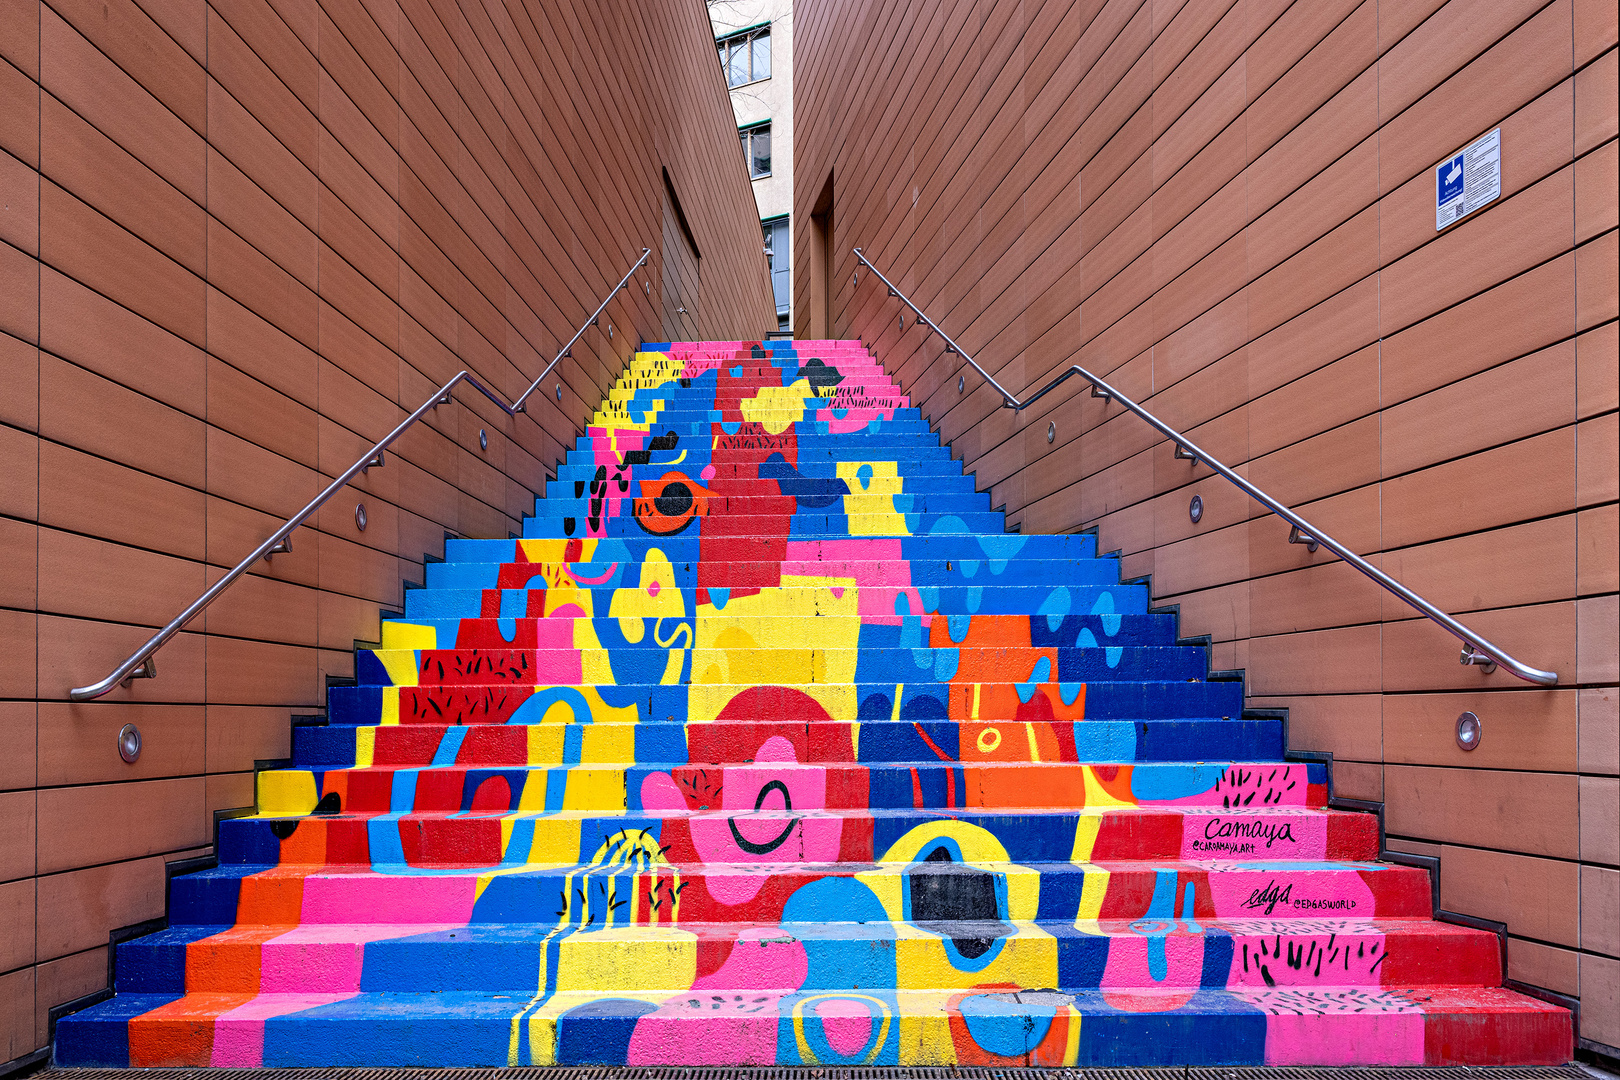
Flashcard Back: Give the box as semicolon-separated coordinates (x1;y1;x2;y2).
1189;494;1204;523
117;723;142;764
1046;421;1056;444
355;503;368;532
958;375;965;393
479;428;488;451
556;384;563;402
1456;711;1482;751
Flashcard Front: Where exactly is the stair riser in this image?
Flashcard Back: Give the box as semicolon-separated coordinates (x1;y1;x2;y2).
294;718;1286;768
326;680;1248;728
405;585;1155;620
445;535;1099;560
167;864;1437;930
357;646;1209;688
223;808;1371;866
114;919;1499;997
254;761;1327;814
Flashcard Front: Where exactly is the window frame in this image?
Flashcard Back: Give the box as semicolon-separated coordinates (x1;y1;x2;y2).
716;24;771;88
740;122;772;180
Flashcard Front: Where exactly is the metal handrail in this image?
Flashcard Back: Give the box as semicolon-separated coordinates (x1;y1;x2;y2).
853;247;1558;686
70;248;651;702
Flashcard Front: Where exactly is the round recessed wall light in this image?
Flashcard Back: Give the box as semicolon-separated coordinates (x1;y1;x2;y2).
117;723;142;764
1189;494;1204;524
1456;711;1482;751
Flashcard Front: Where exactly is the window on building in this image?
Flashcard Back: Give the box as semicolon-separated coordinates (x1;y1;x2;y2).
763;216;789;321
718;26;770;87
741;123;771;179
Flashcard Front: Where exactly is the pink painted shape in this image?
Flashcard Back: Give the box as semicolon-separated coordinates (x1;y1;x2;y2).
627;998;784;1065
259;924;460;993
1205;869;1378;920
1264;1011;1424;1065
1180;812;1328;861
1160;765;1315;808
209;993;356;1066
1227;930;1388;988
816;998;873;1057
690;927;808;992
754;735;798;763
299;873;477;924
533;650;584;684
1100;932;1208;989
641;771;686;812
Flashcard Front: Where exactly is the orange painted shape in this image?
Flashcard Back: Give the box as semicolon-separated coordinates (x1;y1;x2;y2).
127;992;253;1067
235;867;309;925
970;764;1086;809
186;925;282;992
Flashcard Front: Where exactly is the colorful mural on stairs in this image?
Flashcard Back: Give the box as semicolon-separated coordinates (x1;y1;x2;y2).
54;340;1571;1068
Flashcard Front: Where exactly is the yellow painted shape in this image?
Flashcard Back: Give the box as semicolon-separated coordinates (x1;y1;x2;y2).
380;686;399;725
527;725;566;767
1063;1004;1082;1064
579;648;615;685
524;816;584;863
562;769;628;812
1081;766;1137;809
739;378;814;433
791;991;892;1064
554;926;696;992
380;622;438;649
579;724;635;763
582;686;644;724
1024;722;1043;762
373;649;420;687
1071;814;1103;863
893;922;1057;991
354;726;376;768
1076;867;1111;922
896;991;956;1065
257;770;318;815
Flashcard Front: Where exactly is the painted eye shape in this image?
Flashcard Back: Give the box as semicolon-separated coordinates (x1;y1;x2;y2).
654;482;693;518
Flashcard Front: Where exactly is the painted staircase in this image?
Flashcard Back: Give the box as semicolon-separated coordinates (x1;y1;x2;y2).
55;339;1572;1067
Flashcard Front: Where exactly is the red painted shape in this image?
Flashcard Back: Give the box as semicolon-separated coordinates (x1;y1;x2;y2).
457;726;528;765
372;726;447;766
469;775;513;812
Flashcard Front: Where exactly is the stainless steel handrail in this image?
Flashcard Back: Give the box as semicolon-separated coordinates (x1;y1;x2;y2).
70;248;651;702
853;247;1559;686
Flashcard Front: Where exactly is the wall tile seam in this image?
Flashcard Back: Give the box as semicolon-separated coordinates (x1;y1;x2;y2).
926;148;1574;413
997;425;1602;544
18;400;541;524
3;838;226;891
830;9;1576;372
895;222;1590;463
9;471;513;578
844;0;1336;296
1382;831;1620;875
981;391;1607;509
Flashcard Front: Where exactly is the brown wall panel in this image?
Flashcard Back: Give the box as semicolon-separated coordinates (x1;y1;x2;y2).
798;0;1618;1044
0;0;771;1063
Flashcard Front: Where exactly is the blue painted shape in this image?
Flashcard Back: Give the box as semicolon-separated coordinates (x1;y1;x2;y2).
959;991;1057;1057
557;998;659;1064
1130;763;1229;802
431;727;469;766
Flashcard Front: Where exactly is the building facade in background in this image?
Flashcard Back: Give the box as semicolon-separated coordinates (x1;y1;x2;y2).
712;0;793;329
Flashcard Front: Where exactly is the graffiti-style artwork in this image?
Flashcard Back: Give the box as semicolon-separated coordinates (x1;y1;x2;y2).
56;341;1570;1068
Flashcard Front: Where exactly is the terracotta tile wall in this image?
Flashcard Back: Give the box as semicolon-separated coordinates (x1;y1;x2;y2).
795;0;1618;1051
0;0;774;1063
